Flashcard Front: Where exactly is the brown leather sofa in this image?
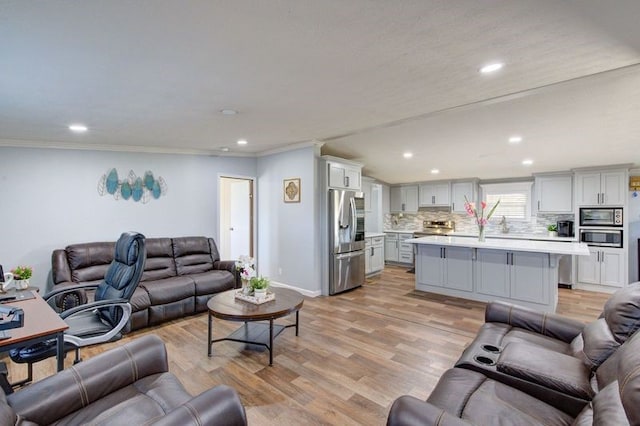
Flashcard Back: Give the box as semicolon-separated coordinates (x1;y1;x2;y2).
51;236;240;332
387;283;640;425
0;334;247;425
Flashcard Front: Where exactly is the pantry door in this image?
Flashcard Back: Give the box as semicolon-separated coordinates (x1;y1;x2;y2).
219;177;254;260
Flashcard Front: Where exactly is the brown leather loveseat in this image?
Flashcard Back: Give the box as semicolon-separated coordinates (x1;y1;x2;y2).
387;283;640;425
51;236;239;332
0;335;247;425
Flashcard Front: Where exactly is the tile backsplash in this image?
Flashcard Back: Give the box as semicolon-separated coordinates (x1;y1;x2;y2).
384;211;574;235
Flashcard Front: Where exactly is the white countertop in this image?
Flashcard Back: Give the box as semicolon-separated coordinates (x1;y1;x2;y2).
407;235;590;256
365;232;386;238
448;231;577;243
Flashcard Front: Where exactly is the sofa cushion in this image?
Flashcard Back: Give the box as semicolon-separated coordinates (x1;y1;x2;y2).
189;271;235;296
130;286;152;312
140;277;195;305
67;242;115;283
51;372;191;425
471;322;572;354
173;237;215;275
603;283;640;343
0;391;17;426
576;318;620;369
141;238;177;282
427;368;574;425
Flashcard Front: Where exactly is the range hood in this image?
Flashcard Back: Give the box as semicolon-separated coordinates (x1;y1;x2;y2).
417;206;451;212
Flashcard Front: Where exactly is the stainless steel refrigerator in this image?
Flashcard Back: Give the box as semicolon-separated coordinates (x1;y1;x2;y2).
329;189;365;295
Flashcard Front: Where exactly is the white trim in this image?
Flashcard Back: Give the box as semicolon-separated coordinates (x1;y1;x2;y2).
257;140;323;157
270;281;320;298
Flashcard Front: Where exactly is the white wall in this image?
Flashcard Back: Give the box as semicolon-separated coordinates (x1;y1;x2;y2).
256;146;321;295
0;147;256;291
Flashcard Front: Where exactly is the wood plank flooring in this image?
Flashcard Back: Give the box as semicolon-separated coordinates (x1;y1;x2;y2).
4;266;609;425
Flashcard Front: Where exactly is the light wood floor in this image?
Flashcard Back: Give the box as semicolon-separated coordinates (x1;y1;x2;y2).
6;266;609;425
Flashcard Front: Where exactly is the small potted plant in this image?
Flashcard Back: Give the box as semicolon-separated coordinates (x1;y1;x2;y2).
11;265;33;290
547;224;558;237
250;276;270;300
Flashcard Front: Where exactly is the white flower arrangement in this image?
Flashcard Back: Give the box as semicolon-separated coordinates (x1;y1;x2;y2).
235;255;256;281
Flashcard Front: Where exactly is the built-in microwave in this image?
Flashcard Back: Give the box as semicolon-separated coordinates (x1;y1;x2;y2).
579;207;623;227
579;228;623;248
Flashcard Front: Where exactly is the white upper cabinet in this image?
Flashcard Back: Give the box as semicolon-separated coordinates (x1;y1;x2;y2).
575;170;626;206
418;182;451;207
534;174;573;213
451;181;477;213
390;185;419;213
328;162;361;191
362;179;372;211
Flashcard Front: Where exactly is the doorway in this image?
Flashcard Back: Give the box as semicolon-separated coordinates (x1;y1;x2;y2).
219;177;254;260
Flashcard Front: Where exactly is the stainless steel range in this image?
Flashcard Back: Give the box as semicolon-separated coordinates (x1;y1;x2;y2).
414;220;455;237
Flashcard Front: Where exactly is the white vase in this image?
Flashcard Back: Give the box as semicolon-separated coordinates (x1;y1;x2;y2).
254;288;267;300
548;231;558;238
241;279;251;295
14;279;29;290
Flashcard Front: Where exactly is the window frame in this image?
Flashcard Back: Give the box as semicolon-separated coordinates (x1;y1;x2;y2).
480;182;533;222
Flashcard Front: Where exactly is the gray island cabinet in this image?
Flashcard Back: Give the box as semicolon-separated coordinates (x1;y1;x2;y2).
410;236;590;312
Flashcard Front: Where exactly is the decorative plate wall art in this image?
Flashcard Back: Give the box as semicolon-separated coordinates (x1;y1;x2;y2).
98;169;167;203
283;178;300;203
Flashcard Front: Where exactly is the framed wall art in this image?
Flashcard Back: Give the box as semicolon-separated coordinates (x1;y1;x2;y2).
283;178;301;203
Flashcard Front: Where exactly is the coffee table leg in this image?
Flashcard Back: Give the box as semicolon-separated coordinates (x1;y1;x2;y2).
207;312;212;357
269;319;274;366
295;310;299;336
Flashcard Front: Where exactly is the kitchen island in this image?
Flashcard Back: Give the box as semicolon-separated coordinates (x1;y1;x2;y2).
407;235;590;312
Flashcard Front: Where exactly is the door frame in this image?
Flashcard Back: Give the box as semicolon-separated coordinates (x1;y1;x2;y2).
218;174;256;259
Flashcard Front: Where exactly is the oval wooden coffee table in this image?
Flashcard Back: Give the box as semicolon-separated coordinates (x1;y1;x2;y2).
207;287;304;366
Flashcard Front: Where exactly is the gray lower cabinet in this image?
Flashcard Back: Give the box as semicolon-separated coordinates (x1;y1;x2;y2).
416;245;473;292
416;245;554;310
476;249;550;305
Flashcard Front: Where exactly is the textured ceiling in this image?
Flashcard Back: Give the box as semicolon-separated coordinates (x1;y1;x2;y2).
1;0;640;183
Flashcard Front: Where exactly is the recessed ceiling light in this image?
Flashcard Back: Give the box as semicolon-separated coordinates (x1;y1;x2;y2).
479;62;504;73
403;152;413;159
237;139;248;145
509;136;523;144
220;147;230;152
68;124;88;133
220;109;237;115
431;169;440;174
522;159;533;166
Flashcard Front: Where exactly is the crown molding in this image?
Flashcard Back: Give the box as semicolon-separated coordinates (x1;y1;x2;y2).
256;140;323;157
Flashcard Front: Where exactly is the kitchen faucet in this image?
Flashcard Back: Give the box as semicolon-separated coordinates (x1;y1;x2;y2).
500;216;509;234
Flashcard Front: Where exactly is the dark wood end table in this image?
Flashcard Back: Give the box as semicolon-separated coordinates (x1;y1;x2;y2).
207;287;304;366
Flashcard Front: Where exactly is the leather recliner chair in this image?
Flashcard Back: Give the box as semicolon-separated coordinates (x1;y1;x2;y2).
387;325;640;425
0;334;247;425
453;283;640;415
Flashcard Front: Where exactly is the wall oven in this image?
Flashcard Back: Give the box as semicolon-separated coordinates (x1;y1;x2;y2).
579;207;623;227
579;228;623;248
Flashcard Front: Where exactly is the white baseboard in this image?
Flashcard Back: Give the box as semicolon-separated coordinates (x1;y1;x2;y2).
573;282;619;294
269;281;321;298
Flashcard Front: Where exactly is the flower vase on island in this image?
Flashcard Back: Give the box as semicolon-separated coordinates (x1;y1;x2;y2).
464;196;500;242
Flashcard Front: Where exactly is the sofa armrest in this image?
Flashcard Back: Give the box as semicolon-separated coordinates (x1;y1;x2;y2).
215;260;241;288
497;342;595;401
150;385;247;426
8;335;169;425
387;396;471;426
485;301;585;343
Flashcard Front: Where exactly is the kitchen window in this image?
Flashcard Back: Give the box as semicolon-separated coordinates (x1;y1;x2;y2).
481;182;533;221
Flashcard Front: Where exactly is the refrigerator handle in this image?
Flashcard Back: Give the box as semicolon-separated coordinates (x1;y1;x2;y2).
349;197;357;241
336;250;364;260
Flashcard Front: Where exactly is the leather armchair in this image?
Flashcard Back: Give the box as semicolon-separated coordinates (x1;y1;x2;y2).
387;327;640;425
1;335;247;425
453;283;640;414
